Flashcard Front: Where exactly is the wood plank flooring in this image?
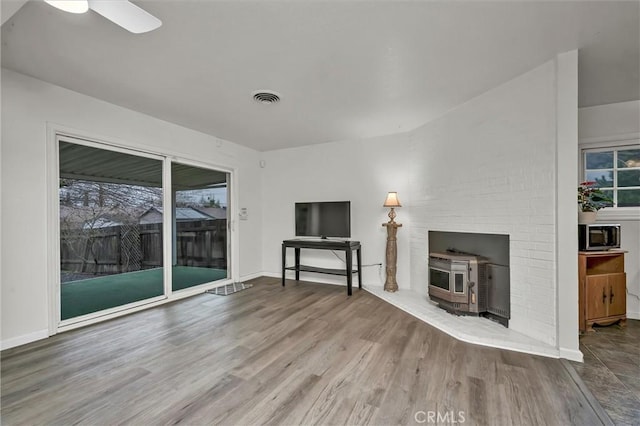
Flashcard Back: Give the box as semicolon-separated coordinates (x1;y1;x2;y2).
2;277;605;425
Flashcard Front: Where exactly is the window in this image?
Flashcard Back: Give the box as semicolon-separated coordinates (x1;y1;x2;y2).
582;144;640;208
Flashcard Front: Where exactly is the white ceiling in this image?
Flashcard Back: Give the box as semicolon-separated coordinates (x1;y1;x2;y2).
2;1;639;151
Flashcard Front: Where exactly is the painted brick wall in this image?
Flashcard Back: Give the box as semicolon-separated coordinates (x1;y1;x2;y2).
407;61;558;345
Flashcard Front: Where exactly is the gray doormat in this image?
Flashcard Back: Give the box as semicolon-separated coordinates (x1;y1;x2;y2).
205;282;253;296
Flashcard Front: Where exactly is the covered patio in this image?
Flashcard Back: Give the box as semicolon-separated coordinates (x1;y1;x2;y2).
61;266;227;320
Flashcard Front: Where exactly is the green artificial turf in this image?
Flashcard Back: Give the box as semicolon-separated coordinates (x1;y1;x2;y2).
61;266;227;320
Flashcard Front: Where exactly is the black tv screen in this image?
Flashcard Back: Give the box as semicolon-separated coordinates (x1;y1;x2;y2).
295;201;351;238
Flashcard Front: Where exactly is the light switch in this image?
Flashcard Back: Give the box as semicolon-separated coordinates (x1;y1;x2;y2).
239;207;248;220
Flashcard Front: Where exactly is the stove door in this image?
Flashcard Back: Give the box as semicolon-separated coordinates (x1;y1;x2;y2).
428;262;468;304
429;267;450;291
453;271;465;294
487;264;510;319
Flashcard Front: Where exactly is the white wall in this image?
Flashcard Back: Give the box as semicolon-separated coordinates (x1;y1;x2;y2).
619;223;640;319
261;133;412;289
262;54;579;355
579;100;640;320
1;69;263;348
579;101;640;141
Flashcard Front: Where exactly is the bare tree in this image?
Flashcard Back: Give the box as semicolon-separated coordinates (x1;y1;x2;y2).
60;179;162;276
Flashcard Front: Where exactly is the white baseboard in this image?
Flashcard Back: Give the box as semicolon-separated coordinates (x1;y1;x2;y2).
559;347;584;362
239;271;264;282
262;271;280;279
264;271;350;286
626;310;640;320
1;329;49;351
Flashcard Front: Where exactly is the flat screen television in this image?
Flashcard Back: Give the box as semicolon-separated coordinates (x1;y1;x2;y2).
295;201;351;239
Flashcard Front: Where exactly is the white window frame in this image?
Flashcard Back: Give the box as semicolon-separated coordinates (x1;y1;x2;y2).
579;136;640;221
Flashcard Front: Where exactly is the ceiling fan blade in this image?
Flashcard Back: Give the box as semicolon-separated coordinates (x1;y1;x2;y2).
88;0;161;34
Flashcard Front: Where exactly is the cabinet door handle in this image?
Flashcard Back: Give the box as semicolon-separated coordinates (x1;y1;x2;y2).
610;286;614;304
602;288;607;304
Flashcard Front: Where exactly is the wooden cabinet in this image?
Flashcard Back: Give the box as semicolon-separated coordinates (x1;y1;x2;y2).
579;251;627;332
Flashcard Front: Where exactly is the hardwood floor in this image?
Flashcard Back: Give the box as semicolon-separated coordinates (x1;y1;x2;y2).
570;320;640;425
2;277;606;425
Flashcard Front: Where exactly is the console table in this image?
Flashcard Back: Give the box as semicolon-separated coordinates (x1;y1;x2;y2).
282;239;362;296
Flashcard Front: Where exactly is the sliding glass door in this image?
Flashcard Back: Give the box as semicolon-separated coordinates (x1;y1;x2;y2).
59;140;166;321
170;162;229;291
57;137;231;324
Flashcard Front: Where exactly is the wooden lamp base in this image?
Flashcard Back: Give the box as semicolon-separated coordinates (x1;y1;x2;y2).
383;219;402;292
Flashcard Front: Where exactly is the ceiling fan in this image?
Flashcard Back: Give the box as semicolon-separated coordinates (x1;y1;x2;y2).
44;0;162;34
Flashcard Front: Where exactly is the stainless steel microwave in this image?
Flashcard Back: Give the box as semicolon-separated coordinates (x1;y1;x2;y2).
578;224;621;251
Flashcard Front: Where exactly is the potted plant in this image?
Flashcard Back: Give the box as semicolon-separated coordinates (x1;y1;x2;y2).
578;181;612;223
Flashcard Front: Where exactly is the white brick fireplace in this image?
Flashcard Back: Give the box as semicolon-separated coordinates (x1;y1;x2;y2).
405;58;567;351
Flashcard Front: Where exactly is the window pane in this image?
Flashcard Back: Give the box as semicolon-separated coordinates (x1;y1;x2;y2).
618;149;640;168
600;189;614;207
618;169;640;187
59;141;164;320
586;151;613;169
618;189;640;207
430;269;449;290
171;162;228;291
585;170;613;187
454;273;464;293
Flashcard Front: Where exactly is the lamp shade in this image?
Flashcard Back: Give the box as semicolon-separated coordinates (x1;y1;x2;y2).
383;192;401;208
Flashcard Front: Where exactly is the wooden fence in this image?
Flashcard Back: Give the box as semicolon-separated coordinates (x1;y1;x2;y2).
61;219;227;275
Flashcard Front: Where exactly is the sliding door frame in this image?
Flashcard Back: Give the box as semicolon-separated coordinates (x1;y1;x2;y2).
46;124;237;336
170;157;234;289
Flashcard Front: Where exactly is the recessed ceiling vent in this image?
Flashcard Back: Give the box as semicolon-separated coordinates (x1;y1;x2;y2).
252;90;281;104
